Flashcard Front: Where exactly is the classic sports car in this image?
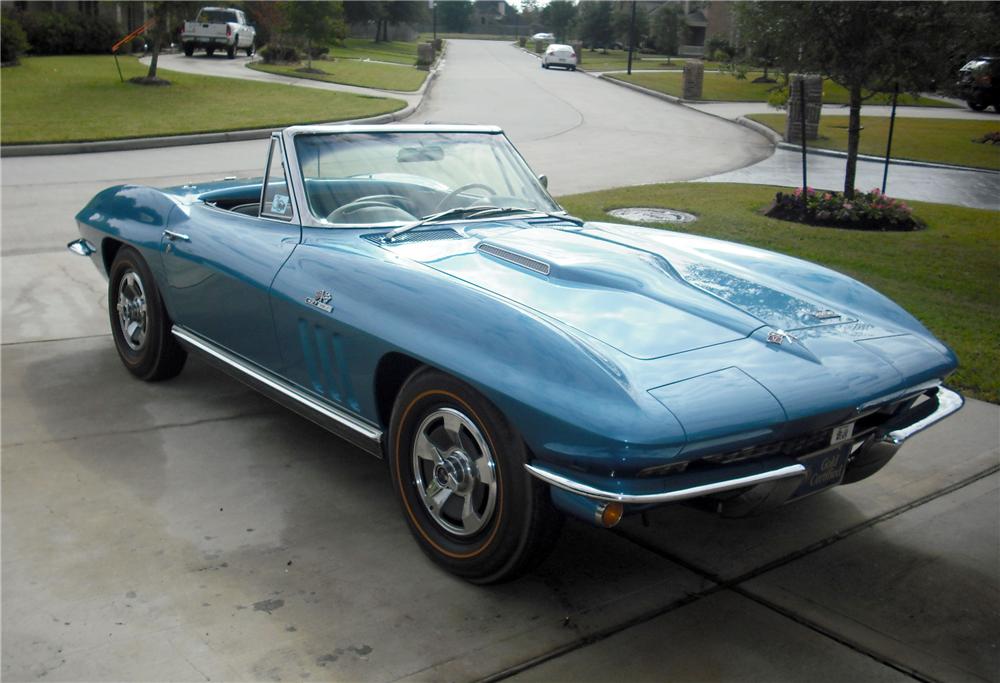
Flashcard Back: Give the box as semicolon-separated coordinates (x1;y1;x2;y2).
70;124;963;583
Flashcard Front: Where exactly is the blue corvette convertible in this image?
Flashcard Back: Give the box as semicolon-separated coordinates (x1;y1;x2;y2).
70;124;963;582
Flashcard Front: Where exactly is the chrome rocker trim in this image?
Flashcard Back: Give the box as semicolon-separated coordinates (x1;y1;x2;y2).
171;326;383;457
883;386;964;445
524;462;806;505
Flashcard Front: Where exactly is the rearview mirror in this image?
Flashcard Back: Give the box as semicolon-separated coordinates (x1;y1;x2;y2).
537;174;548;189
397;146;444;163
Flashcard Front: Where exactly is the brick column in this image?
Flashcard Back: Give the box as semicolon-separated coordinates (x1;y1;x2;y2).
682;60;704;100
786;74;823;142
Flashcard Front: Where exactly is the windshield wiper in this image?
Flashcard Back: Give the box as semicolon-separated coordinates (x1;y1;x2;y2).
463;206;584;225
382;205;498;243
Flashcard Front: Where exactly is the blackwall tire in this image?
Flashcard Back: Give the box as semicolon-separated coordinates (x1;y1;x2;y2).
388;368;562;583
108;246;187;382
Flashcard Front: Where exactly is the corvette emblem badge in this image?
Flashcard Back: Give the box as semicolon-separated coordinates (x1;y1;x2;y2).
306;290;333;313
767;329;795;345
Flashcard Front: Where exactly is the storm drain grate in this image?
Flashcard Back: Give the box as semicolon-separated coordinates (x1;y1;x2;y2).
607;207;698;224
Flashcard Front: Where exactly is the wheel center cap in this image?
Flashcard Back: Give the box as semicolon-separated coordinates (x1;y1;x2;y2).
435;452;472;491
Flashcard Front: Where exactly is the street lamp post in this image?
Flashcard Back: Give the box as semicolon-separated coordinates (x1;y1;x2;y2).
627;1;637;75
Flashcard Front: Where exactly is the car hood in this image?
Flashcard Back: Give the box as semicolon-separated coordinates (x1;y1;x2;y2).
383;221;906;360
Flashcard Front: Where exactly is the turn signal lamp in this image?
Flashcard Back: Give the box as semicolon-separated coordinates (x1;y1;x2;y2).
599;502;624;528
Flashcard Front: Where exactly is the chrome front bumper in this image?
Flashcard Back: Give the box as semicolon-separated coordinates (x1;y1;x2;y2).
526;386;964;506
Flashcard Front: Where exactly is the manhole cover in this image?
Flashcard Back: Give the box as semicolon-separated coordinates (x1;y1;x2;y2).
606;207;697;224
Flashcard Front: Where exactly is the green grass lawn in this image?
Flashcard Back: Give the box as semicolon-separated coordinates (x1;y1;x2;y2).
250;59;426;92
556;183;999;403
611;71;957;107
0;56;405;144
327;38;421;65
749;114;1000;171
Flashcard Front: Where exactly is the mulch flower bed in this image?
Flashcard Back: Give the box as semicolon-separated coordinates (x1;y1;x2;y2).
766;187;923;231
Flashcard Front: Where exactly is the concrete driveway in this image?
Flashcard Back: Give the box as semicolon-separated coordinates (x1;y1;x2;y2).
2;40;998;682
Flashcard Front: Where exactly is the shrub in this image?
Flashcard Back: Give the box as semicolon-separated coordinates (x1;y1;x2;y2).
1;14;30;64
17;10;117;54
303;45;329;60
767;187;922;231
259;44;300;64
518;36;526;48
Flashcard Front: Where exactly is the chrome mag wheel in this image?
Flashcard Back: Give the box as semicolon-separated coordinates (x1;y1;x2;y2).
412;407;497;536
116;270;148;351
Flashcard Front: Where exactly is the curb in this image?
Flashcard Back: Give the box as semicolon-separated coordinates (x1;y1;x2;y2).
596;73;683;104
735;116;783;144
774;141;1000;175
1;56;444;158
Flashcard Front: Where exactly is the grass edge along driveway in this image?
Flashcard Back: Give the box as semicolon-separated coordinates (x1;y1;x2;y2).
749;114;1000;171
609;70;957;108
556;182;999;404
249;59;426;93
0;55;406;145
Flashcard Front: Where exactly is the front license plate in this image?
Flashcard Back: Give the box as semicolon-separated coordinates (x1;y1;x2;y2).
791;444;849;499
830;421;854;445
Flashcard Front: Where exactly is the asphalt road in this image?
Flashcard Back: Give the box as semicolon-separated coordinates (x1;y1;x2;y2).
2;40;998;682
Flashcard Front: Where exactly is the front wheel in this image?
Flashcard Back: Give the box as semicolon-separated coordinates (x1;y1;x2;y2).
388;368;562;583
108;246;187;381
968;100;988;111
246;43;255;57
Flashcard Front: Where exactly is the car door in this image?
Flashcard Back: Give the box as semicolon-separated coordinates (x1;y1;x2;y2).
159;135;300;370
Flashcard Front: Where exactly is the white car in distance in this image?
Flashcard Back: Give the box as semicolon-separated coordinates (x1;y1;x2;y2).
542;43;578;71
531;32;556;42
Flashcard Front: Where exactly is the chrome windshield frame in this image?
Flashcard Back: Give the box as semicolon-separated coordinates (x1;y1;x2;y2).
281;125;563;230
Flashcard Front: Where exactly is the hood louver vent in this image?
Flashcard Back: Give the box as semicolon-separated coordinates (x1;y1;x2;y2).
477;243;550;275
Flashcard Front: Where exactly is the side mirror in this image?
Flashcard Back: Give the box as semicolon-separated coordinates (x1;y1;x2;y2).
538;174;548;189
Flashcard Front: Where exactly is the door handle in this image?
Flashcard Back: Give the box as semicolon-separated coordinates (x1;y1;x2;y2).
163;230;190;242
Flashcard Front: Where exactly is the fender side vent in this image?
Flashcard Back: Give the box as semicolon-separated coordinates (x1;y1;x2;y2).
364;228;463;244
478;243;550;275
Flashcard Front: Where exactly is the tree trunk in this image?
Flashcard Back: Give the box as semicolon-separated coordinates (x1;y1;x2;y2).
306;38;312;70
844;83;863;199
146;32;161;79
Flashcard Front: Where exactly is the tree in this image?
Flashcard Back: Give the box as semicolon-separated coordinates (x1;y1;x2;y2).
649;2;682;55
542;1;577;43
438;0;473;33
612;2;648;49
578;1;613;51
734;1;957;198
286;1;346;69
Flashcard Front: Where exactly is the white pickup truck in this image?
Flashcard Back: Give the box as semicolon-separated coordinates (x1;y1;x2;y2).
181;7;255;59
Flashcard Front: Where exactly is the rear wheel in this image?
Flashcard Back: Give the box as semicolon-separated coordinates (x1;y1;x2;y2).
968;100;988;111
226;44;236;59
388;368;562;583
183;43;194;57
108;246;186;381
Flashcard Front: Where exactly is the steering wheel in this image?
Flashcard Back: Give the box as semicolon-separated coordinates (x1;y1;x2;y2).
434;183;498;211
327;195;416;223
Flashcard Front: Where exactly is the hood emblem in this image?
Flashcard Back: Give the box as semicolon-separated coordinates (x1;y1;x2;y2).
811;309;841;320
306;290;333;313
767;329;796;345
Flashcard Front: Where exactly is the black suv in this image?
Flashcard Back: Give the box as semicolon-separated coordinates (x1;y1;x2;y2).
957;57;999;111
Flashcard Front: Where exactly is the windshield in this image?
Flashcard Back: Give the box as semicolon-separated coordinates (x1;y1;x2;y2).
293;132;560;226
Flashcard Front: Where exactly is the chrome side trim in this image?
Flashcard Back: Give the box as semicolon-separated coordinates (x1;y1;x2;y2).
884;386;963;445
524;462;806;504
67;238;96;256
171;326;383;456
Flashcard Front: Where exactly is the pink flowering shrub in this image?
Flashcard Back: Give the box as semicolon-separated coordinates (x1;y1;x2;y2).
767;187;922;231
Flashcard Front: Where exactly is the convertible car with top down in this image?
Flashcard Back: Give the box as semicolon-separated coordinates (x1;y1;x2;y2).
70;124;963;583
